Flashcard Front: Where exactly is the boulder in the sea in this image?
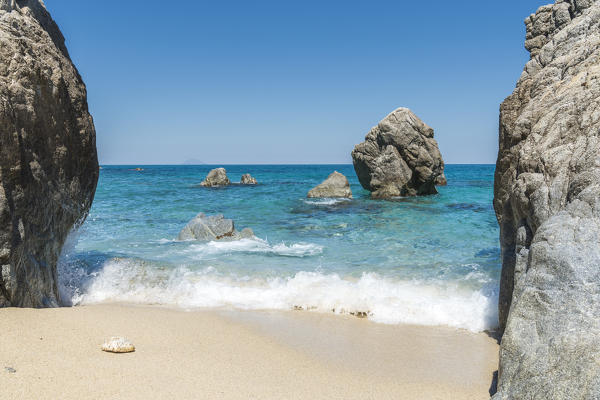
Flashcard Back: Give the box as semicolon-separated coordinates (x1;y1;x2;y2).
200;168;230;187
178;213;254;241
101;337;135;353
307;171;352;198
351;108;446;198
0;1;99;307
493;1;600;399
240;174;258;185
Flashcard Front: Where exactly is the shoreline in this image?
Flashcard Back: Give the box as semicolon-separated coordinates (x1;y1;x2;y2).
1;304;498;399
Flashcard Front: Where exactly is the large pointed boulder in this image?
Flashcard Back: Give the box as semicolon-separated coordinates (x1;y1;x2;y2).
351;108;446;199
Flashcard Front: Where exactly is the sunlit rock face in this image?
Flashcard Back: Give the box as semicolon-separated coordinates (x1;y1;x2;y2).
493;1;600;398
200;168;230;187
0;1;99;307
307;171;352;199
352;108;445;199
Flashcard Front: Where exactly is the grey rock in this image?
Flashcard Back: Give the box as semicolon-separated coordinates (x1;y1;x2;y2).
240;173;257;185
493;1;600;398
0;1;12;12
239;228;254;239
178;213;254;241
200;168;230;187
351;108;446;198
307;171;352;198
0;1;99;307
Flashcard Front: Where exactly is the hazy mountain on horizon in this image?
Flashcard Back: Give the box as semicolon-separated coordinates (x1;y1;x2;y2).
182;159;206;165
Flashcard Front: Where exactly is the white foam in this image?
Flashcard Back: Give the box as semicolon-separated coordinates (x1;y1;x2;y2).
303;198;352;206
184;238;323;258
63;258;498;332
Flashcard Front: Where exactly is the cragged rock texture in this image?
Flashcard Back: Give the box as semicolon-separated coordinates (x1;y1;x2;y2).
200;168;230;187
178;213;254;241
493;0;600;398
351;108;446;199
0;1;98;307
240;173;257;185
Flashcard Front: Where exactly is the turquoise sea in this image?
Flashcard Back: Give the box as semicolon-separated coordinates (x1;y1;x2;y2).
59;164;500;332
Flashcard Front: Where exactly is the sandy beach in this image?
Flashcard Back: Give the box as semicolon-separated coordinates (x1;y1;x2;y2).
0;305;498;399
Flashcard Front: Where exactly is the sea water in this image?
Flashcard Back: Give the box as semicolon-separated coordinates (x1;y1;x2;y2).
59;164;500;332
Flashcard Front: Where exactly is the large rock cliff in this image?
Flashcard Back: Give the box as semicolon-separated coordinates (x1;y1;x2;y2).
0;1;98;307
493;0;600;398
351;108;446;199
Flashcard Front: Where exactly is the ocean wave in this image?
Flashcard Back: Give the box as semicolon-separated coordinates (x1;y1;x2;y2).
60;257;498;332
303;198;352;206
183;238;323;258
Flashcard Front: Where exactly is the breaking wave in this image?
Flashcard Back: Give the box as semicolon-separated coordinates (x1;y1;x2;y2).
59;256;498;332
183;238;324;258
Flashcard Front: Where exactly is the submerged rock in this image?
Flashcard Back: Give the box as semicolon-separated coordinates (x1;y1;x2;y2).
0;1;99;307
307;171;352;198
200;168;230;187
101;337;135;353
178;213;254;241
240;174;258;185
351;108;446;198
493;1;600;399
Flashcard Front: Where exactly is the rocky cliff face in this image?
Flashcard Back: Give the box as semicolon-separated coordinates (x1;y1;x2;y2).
493;0;600;398
0;1;99;307
352;108;445;199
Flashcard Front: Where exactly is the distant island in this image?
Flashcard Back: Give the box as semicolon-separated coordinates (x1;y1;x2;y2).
182;159;206;165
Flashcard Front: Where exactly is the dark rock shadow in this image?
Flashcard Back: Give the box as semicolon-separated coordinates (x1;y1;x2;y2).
484;329;502;344
489;370;499;396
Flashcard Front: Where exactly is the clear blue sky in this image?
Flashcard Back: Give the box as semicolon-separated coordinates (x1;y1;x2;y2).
47;0;548;165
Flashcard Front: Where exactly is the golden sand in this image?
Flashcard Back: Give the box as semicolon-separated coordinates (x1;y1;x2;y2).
0;305;498;399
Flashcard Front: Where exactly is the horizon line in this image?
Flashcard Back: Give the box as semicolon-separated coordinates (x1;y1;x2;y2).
98;162;496;166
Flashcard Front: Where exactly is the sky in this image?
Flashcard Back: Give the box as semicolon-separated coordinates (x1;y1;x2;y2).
47;0;549;165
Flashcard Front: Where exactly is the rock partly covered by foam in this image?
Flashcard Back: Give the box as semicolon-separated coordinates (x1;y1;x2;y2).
493;1;600;398
351;108;446;199
0;1;99;307
178;213;254;241
200;168;230;187
240;173;257;185
307;171;352;198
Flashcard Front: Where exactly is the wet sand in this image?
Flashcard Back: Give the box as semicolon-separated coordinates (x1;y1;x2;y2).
0;304;498;399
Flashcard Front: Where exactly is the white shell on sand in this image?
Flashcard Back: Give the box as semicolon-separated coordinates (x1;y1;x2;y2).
101;337;135;353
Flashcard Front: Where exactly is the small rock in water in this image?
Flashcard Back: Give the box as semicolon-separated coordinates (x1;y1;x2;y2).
101;337;135;353
178;213;254;241
5;367;16;373
307;171;352;198
200;168;230;187
240;173;258;185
